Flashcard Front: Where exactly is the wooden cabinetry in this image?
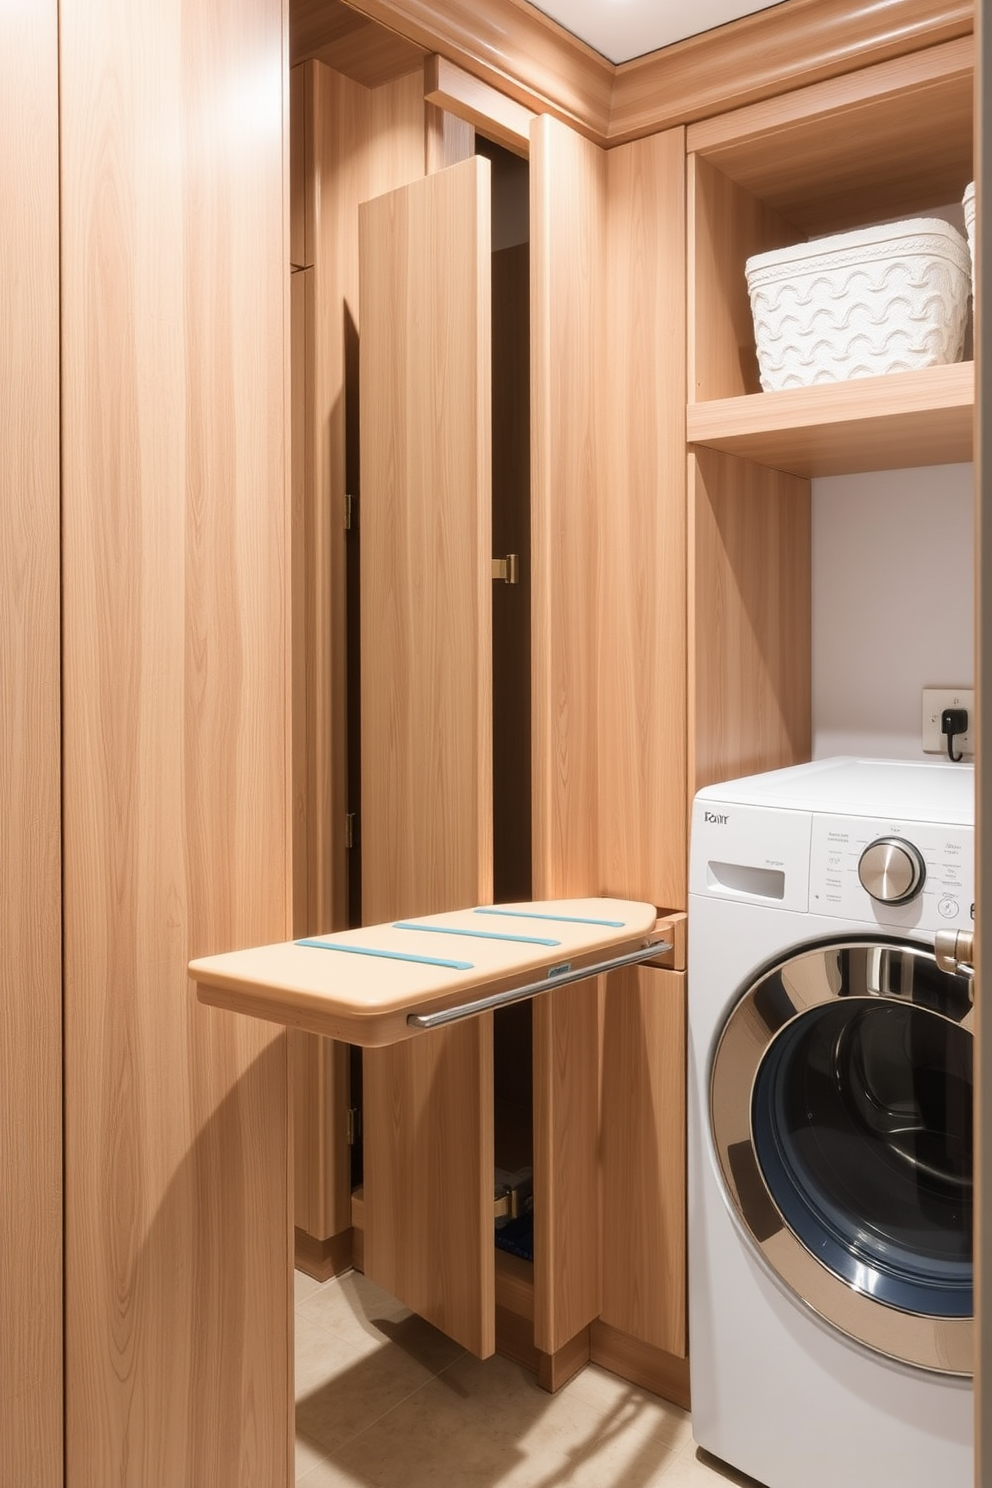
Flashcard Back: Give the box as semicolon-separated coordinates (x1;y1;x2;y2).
291;0;977;1416
60;2;293;1483
1;7;62;1484
685;35;975;792
687;36;975;477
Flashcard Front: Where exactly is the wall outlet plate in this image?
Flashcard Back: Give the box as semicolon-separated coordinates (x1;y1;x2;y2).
921;687;975;756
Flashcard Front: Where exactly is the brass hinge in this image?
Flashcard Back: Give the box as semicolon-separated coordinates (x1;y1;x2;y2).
345;813;356;849
491;553;519;584
346;1108;361;1146
345;493;354;530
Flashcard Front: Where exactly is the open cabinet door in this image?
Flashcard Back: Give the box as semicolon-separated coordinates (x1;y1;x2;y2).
358;157;495;1356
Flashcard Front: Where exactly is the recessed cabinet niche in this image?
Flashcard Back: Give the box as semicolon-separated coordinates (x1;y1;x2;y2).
686;35;975;480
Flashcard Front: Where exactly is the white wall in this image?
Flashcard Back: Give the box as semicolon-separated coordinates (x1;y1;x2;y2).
812;462;974;761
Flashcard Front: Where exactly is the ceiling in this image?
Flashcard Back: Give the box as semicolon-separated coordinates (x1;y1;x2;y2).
530;0;787;64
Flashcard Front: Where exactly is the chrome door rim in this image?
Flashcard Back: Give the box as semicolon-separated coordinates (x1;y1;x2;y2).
710;937;974;1376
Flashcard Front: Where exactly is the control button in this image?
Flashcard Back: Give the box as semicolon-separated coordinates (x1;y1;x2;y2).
857;837;927;905
938;897;959;919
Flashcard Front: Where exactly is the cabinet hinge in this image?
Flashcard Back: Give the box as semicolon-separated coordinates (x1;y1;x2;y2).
345;493;354;530
491;553;519;584
346;1108;361;1146
345;812;356;850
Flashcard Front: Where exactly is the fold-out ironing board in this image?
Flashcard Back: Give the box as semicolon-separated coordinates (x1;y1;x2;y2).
189;898;666;1047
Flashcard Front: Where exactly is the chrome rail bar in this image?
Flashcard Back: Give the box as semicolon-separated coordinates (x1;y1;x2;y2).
406;937;672;1031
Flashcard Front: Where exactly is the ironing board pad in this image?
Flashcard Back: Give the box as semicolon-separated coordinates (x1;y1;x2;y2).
189;898;662;1047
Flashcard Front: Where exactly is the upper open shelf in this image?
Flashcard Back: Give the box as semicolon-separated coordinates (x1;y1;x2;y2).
687;362;974;478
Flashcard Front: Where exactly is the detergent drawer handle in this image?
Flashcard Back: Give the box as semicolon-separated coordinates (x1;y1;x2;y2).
405;937;671;1031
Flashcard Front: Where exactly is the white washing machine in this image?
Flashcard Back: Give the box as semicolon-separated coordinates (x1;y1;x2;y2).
688;757;974;1488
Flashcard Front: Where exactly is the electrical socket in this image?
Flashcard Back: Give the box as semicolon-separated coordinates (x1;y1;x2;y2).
921;687;975;756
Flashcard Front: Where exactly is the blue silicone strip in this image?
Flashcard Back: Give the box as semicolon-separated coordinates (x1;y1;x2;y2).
295;939;473;971
393;921;560;948
474;907;626;929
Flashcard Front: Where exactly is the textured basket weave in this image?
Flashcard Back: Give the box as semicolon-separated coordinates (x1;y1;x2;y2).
963;182;975;284
745;218;971;391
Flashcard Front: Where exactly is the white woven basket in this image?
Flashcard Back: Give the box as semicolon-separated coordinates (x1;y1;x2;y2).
745;218;971;391
963;182;975;284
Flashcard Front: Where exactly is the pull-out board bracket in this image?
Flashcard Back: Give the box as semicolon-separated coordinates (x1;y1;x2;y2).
189;898;664;1047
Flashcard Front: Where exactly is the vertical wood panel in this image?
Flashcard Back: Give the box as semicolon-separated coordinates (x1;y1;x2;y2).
290;66;425;1245
60;1;293;1482
598;127;687;911
359;158;495;1358
530;116;606;1352
600;968;686;1357
0;4;63;1483
530;115;605;900
689;449;812;796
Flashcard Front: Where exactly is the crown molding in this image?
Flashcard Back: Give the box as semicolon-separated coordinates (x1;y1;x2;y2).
336;0;973;145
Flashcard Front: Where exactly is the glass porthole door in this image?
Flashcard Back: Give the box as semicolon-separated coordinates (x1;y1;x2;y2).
710;939;974;1375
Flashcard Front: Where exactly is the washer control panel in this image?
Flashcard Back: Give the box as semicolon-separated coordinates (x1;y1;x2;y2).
811;813;974;931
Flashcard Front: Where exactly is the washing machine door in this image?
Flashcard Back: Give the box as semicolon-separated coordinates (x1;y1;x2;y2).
710;937;973;1375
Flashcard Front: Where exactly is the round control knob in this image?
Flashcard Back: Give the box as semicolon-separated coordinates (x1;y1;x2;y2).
858;837;926;905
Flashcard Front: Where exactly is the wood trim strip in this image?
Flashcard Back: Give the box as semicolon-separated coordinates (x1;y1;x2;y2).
686;32;974;158
589;1321;691;1410
1;6;63;1484
687;363;975;479
608;0;974;142
294;1227;356;1281
343;0;972;147
341;0;612;138
425;54;534;156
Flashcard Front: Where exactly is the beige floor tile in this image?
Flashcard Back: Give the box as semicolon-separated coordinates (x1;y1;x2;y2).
295;1269;323;1307
297;1270;462;1368
295;1311;372;1399
563;1362;694;1455
296;1455;382;1488
297;1334;454;1458
330;1351;683;1488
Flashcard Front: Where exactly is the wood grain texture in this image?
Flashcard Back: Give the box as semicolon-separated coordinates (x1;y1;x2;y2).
359;157;493;925
425;54;534;157
1;5;63;1484
291;0;426;81
60;0;293;1482
424;98;475;174
687;363;975;477
291;65;424;1243
686;36;974;236
600;968;686;1358
339;0;970;147
589;1321;691;1410
597;128;687;911
290;1027;352;1237
688;152;801;404
608;0;973;143
359;157;495;1356
334;0;613;138
689;450;812;799
290;65;310;268
533;978;602;1352
364;1017;495;1355
530;115;606;902
529;118;608;1354
293;1225;355;1280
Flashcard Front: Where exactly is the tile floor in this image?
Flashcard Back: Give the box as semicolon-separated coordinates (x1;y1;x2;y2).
294;1269;760;1488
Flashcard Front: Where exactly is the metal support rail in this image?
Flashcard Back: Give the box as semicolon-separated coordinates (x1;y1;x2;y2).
406;936;672;1031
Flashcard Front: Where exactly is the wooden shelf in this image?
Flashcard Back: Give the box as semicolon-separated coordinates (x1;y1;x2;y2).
687;361;974;478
